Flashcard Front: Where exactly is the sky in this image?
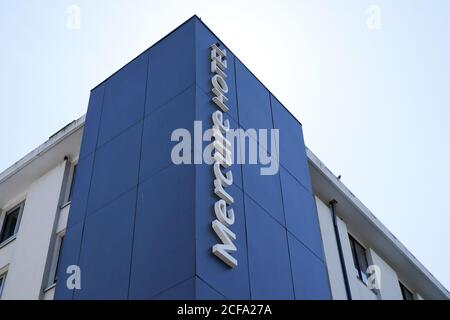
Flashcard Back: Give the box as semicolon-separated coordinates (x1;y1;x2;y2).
1;0;449;291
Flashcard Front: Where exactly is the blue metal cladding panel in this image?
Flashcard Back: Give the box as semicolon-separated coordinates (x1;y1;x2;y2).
195;20;239;124
87;122;142;215
196;277;227;300
129;165;196;299
97;52;148;147
151;277;196;300
241;157;285;226
194;21;251;300
74;188;137;300
280;167;325;260
151;277;227;300
57;17;197;300
195;86;242;190
271;95;312;192
245;196;295;299
146;19;196;115
235;60;273;131
57;16;331;300
195;164;251;299
139;85;196;183
288;234;331;300
79;84;105;159
192;17;329;300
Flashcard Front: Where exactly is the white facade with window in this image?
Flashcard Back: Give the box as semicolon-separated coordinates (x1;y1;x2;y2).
309;149;449;300
0;115;448;300
0;117;83;300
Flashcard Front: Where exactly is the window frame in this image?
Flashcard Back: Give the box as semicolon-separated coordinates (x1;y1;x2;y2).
0;271;7;298
61;162;78;208
45;232;65;290
399;282;414;300
348;234;370;285
53;234;65;284
0;201;25;246
67;163;77;202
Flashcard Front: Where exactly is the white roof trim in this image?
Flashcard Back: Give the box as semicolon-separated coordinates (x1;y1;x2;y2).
307;146;450;299
0;115;85;185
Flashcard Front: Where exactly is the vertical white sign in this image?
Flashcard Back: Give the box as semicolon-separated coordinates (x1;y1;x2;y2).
210;44;237;268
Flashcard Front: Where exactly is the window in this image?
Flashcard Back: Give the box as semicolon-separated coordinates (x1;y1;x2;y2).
349;234;369;284
67;164;77;202
0;272;6;298
400;282;414;300
0;202;24;244
53;235;64;284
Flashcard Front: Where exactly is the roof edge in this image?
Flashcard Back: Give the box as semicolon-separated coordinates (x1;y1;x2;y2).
306;146;450;299
0;115;86;185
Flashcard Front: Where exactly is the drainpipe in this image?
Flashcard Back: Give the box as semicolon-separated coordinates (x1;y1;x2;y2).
329;199;352;300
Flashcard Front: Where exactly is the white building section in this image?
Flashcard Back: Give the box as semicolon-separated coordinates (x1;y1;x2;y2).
0;117;83;300
308;148;449;300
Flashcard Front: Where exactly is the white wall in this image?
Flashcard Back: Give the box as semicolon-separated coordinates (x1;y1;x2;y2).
369;249;403;300
0;241;15;273
2;161;66;299
315;196;377;300
337;225;378;300
315;196;348;299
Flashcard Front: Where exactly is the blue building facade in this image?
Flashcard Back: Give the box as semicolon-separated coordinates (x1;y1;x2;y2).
54;16;331;300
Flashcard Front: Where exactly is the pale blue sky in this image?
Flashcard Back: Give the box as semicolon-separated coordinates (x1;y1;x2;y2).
1;0;449;291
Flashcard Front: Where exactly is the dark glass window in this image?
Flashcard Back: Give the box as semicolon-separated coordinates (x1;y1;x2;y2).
349;234;369;284
400;282;414;300
0;204;23;243
68;164;77;202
